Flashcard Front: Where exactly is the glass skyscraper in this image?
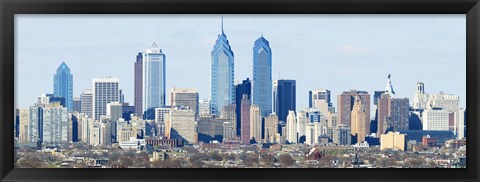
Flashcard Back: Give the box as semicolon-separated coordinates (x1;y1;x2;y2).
273;79;296;123
53;62;73;111
211;18;234;116
142;41;166;113
252;35;272;117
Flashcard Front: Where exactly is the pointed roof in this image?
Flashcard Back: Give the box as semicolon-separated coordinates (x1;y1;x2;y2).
56;61;70;72
146;41;161;54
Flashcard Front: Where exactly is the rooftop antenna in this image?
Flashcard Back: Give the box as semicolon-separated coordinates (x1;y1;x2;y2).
221;15;224;34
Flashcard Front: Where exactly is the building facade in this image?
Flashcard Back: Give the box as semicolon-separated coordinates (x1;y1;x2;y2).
92;77;120;120
273;79;296;123
134;52;143;117
235;78;251;136
53;62;73;111
249;105;262;143
337;90;370;135
142;41;167;113
80;89;93;118
211;20;235;116
252;35;272;117
170;88;199;116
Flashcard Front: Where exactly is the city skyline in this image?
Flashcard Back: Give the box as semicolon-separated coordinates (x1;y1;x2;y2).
15;15;466;112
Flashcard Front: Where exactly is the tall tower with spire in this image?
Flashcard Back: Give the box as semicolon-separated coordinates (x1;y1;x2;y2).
142;41;166;113
252;35;272;117
53;62;73;111
211;16;235;116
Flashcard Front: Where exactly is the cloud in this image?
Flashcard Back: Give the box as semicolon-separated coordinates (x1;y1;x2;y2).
337;45;373;55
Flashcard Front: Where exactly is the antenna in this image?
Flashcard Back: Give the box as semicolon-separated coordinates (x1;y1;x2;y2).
221;15;224;34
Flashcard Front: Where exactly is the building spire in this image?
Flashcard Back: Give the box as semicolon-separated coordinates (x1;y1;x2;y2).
221;15;224;35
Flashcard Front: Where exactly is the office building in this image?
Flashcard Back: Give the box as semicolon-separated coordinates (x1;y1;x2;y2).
211;17;235;116
423;109;450;131
273;79;296;123
330;125;351;146
53;62;73;111
155;106;171;137
350;95;367;144
199;99;211;117
73;97;81;113
42;103;69;146
134;52;143;117
197;117;224;143
106;102;123;122
286;110;297;143
337;90;370;135
167;107;196;144
389;98;410;131
380;132;406;151
264;114;280;143
142;41;167;112
252;35;272;117
80;89;93;118
92;77;120;120
240;94;251;144
250;105;262;143
377;93;391;136
235;78;251;135
170;88;199;116
309;88;332;115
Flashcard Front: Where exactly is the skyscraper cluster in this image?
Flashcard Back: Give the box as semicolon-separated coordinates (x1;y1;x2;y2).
14;17;465;151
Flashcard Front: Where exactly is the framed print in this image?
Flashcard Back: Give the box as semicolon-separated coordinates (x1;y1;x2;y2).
0;0;479;182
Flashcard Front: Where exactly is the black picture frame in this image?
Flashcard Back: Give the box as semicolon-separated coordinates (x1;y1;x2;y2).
1;0;479;182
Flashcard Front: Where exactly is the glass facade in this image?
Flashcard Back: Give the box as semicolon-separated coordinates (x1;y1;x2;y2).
53;62;73;111
143;41;166;112
273;80;296;123
211;30;234;116
252;36;272;117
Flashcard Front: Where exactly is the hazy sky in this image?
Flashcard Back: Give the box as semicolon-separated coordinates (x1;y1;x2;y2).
15;14;466;114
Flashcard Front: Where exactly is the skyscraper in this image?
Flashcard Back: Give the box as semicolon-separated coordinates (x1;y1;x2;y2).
351;95;367;144
273;79;296;123
80;89;93;118
377;93;391;137
413;82;428;109
286;110;297;143
389;98;410;132
240;94;251;145
92;77;120;120
252;35;272;117
211;17;234;116
53;62;73;111
235;78;251;136
170;88;199;116
143;41;167;112
134;52;143;117
250;105;262;143
337;90;370;135
42;102;69;146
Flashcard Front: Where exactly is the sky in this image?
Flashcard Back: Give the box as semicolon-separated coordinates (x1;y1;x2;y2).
15;14;466;115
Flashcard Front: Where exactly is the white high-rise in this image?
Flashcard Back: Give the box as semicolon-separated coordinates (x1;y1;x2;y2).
92;77;120;120
42;103;69;145
249;105;262;142
143;41;166;113
286;110;297;143
422;109;450;131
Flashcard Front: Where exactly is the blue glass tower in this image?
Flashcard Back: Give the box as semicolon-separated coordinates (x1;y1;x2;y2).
143;41;166;112
252;35;272;117
211;17;234;116
53;62;73;111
